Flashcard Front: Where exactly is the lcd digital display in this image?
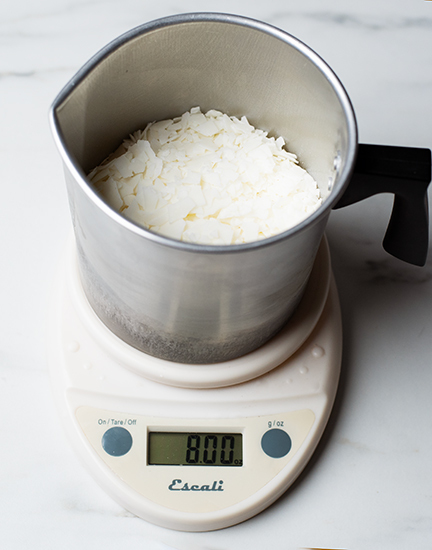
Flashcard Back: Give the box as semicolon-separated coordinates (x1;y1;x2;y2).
148;432;243;466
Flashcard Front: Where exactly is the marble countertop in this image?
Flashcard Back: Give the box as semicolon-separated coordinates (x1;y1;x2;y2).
1;0;431;548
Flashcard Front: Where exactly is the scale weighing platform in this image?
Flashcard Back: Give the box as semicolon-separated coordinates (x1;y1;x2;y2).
47;237;341;532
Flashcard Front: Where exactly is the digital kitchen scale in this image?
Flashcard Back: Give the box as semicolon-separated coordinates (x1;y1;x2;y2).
47;236;342;532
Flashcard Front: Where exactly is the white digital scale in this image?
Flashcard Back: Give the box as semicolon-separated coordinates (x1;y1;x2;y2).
47;236;342;532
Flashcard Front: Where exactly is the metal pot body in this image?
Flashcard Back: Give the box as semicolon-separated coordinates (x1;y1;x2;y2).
51;13;357;363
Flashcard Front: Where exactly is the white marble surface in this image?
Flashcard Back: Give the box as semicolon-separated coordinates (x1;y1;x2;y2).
1;0;432;548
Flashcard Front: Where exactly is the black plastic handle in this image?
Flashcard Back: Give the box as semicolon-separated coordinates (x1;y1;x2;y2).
333;143;431;266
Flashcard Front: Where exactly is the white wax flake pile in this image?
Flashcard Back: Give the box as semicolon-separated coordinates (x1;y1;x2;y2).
88;107;322;245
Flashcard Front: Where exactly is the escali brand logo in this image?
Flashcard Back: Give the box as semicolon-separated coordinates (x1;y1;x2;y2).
168;479;224;492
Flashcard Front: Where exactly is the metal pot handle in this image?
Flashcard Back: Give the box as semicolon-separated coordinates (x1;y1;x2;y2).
333;143;431;266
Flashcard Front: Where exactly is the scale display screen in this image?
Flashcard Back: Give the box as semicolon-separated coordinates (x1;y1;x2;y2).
148;431;243;466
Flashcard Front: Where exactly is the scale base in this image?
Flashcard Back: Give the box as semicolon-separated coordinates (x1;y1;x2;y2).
48;238;342;531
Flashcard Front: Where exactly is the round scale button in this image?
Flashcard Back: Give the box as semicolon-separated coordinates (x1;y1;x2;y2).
102;427;133;456
261;428;292;458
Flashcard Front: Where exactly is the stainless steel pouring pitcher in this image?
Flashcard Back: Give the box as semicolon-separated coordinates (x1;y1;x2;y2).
50;13;431;364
